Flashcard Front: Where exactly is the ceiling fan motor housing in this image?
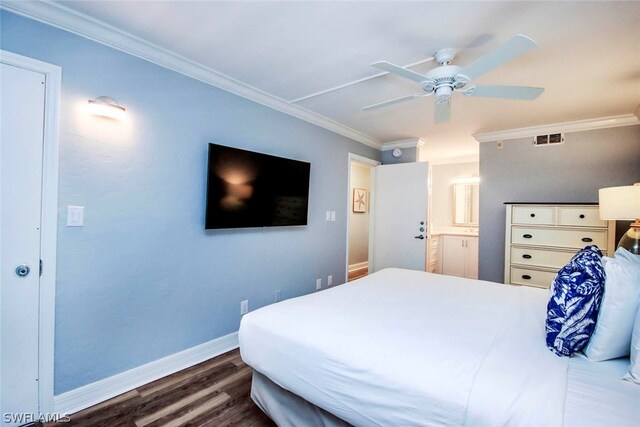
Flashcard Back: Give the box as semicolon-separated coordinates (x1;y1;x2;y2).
423;64;465;100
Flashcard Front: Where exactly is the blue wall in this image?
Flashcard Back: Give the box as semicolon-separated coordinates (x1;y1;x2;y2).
479;125;640;283
1;11;380;394
380;147;417;164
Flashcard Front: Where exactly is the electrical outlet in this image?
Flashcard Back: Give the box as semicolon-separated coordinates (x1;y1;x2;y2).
316;278;322;290
274;290;281;302
326;211;331;221
328;275;333;286
240;300;249;315
330;211;336;221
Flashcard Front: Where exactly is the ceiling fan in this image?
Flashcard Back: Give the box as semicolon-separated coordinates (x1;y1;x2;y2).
362;34;544;123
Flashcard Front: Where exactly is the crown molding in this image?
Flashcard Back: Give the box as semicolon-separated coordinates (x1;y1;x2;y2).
1;1;382;149
380;138;425;150
473;114;640;143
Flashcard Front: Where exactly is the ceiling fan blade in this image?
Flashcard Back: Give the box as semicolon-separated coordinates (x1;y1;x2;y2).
434;100;451;123
362;93;424;111
456;34;538;83
463;85;544;100
371;61;427;83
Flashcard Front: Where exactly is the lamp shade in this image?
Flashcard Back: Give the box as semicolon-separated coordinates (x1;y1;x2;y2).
598;183;640;220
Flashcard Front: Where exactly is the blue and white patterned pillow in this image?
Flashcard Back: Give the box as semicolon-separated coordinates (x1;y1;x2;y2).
545;245;605;357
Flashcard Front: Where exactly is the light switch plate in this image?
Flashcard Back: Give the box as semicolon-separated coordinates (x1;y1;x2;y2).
67;206;84;227
330;211;336;221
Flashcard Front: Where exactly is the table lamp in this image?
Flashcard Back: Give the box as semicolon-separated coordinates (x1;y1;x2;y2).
599;183;640;254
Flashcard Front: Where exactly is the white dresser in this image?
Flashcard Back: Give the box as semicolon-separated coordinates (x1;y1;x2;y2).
504;203;615;289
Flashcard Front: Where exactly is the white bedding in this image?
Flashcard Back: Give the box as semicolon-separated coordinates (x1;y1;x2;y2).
239;268;637;426
564;356;640;426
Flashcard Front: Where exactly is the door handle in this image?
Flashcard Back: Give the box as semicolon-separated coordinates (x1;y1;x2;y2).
414;235;424;240
15;265;31;277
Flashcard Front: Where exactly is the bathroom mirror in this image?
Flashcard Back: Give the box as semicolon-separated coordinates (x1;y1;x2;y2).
453;182;479;226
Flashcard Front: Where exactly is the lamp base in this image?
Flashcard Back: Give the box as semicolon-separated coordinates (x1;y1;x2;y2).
617;222;640;254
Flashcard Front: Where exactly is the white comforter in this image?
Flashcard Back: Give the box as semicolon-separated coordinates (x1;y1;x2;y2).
239;268;569;426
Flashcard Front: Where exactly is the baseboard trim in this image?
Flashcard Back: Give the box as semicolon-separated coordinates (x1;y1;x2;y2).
348;261;368;273
54;332;239;415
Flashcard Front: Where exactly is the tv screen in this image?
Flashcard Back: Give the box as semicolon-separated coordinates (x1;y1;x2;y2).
205;143;310;229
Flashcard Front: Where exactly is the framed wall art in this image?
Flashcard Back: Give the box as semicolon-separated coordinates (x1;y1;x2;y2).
353;188;367;213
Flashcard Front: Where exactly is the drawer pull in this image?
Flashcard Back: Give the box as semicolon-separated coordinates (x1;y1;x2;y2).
579;214;585;219
522;275;532;280
530;213;536;218
522;254;532;259
582;237;593;243
523;234;533;239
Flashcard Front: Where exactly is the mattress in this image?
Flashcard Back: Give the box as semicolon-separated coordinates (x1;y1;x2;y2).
239;268;638;426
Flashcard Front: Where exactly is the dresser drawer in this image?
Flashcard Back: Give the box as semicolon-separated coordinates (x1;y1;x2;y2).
510;246;575;269
510;266;557;288
557;206;607;228
511;226;608;250
512;206;555;225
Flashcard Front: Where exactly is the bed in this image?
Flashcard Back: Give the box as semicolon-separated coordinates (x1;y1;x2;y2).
239;268;639;426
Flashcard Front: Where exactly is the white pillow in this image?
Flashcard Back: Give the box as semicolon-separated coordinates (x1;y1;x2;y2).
583;249;640;361
615;247;640;266
624;304;640;384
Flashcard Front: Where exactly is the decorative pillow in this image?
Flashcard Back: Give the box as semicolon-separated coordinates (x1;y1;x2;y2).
584;249;640;361
545;245;605;357
624;304;640;385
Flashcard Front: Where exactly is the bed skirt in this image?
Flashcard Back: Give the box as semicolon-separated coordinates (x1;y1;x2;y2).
251;370;351;427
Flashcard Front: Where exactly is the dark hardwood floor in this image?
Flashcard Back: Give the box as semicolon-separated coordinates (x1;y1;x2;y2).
47;349;274;427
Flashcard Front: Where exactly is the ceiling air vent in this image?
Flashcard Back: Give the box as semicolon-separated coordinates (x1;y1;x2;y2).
533;133;564;147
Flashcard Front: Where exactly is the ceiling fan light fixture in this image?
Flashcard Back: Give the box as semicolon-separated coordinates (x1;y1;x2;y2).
462;86;477;96
421;80;436;93
435;86;452;103
455;74;471;85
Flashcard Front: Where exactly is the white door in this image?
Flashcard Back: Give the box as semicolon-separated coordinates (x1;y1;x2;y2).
441;235;467;277
1;63;46;421
370;162;429;272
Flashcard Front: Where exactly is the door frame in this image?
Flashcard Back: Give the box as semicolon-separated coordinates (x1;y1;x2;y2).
345;153;380;282
1;49;61;414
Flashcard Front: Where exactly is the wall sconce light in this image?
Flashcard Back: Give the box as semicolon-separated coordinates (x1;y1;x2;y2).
599;183;640;254
87;96;126;120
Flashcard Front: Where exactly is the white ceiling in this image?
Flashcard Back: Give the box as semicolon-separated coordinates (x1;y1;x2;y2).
51;1;640;161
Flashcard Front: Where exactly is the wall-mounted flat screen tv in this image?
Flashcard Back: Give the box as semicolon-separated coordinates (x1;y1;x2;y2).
205;143;310;229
